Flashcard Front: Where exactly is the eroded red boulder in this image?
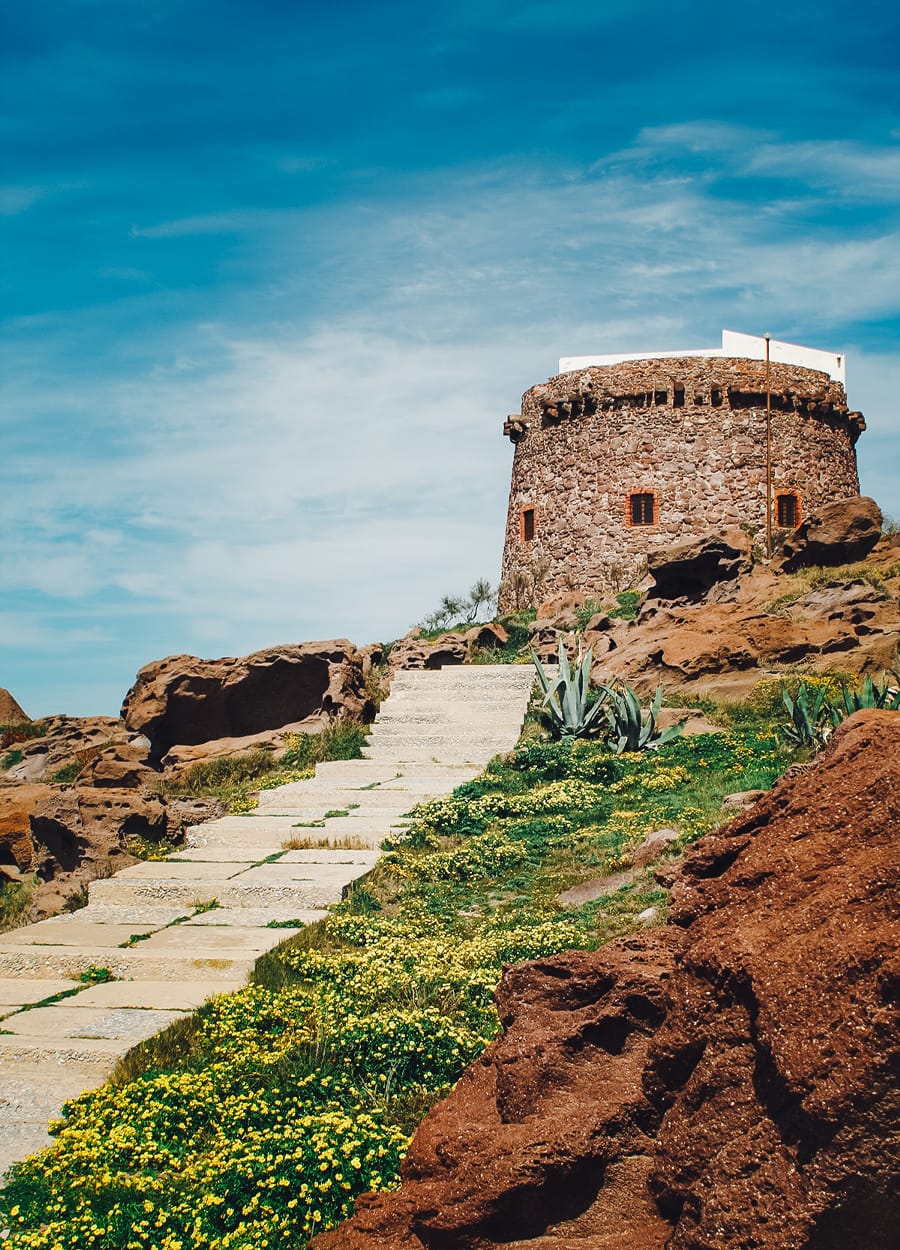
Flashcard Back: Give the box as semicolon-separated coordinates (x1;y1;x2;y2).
781;495;883;571
121;641;368;762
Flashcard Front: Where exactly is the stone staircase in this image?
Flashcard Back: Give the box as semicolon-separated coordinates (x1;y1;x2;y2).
0;664;534;1175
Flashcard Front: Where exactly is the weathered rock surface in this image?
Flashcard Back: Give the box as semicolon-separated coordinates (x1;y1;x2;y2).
80;743;156;789
389;630;467;671
0;688;30;726
313;710;899;1249
781;495;882;571
648;527;752;602
2;716;128;784
582;545;900;699
463;622;509;659
121;641;368;763
0;784;52;878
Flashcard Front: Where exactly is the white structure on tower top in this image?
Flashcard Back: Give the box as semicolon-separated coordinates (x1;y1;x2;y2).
559;329;846;384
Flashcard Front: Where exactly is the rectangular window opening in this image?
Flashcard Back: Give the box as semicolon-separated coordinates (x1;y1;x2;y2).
521;506;536;542
776;492;800;529
673;386;685;408
629;492;656;527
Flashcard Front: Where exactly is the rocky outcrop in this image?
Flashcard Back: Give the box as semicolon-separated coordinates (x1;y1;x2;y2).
647;527;752;602
781;495;882;571
389;630;467;671
121;641;369;763
2;716;128;784
568;539;900;699
313;711;899;1249
0;688;29;727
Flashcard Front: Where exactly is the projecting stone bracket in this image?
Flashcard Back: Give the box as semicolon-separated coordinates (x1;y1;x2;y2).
503;415;527;442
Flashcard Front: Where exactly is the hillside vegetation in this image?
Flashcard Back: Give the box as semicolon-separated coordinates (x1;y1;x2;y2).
1;708;792;1249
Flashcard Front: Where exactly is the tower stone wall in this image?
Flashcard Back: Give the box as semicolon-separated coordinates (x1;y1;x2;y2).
499;355;864;611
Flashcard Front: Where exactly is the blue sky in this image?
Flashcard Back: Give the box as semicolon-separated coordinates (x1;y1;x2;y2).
2;0;899;717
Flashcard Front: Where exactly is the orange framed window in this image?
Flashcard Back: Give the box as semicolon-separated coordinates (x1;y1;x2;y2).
520;506;536;542
776;491;801;529
627;491;657;527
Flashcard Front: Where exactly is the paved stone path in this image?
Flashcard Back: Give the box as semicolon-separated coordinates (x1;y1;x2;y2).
0;664;534;1175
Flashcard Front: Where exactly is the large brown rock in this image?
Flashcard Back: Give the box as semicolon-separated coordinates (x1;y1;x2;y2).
80;743;156;789
781;495;882;571
313;711;899;1249
389;630;467;671
0;688;30;726
121;641;368;763
0;784;52;878
648;527;753;602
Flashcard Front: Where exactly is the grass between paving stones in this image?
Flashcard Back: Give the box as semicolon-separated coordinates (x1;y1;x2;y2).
0;722;792;1250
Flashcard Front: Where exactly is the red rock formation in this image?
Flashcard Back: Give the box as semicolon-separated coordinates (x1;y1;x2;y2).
313;711;900;1249
781;495;883;571
0;688;30;727
121;641;369;762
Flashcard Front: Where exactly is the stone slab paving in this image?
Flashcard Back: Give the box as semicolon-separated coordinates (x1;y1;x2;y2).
0;663;534;1177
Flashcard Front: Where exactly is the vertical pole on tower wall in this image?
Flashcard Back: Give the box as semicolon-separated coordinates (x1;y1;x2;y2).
765;334;773;559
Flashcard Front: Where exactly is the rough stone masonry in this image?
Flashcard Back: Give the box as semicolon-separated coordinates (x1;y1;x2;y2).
499;354;864;610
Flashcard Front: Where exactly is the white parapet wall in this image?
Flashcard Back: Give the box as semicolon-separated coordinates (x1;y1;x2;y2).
559;329;846;384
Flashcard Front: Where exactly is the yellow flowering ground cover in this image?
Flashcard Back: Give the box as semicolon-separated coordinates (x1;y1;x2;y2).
0;727;790;1250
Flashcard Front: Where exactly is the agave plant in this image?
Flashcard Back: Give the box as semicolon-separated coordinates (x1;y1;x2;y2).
530;639;610;738
781;683;840;749
839;673;900;716
602;683;684;754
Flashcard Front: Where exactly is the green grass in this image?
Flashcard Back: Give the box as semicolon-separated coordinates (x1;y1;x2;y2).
0;721;47;752
48;761;83;784
0;718;794;1250
151;721;369;813
763;559;900;615
0;876;36;932
0;747;23;771
573;589;642;630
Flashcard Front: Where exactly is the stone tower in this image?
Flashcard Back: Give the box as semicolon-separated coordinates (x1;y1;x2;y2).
498;331;864;611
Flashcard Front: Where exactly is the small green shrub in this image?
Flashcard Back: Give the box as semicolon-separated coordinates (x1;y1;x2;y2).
0;721;47;751
839;673;900;714
608;589;641;620
61;883;90;913
280;721;369;770
49;760;83;784
780;683;839;749
1;747;23;770
601;684;683;754
78;966;113;984
0;876;35;931
532;639;610;738
419;579;496;632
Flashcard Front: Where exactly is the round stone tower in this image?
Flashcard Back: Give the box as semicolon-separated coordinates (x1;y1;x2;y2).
498;332;865;611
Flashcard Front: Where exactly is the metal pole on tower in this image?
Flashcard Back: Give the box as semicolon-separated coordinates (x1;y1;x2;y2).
765;334;772;559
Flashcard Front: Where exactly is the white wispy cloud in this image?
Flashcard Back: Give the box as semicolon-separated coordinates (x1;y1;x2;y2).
4;122;899;713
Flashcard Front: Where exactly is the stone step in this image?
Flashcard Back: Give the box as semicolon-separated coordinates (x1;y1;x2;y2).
389;664;534;682
310;761;480;782
373;709;525;725
362;749;504;765
87;862;366;912
169;845;379;865
0;1033;127;1067
0;945;258;981
1;1003;188;1044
